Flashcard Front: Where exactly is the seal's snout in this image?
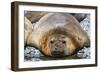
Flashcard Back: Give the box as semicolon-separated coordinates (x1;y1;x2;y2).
52;47;64;53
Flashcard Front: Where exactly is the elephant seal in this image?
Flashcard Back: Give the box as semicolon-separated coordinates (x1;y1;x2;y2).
25;13;90;57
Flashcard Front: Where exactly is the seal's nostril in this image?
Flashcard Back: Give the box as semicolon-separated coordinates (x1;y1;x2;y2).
55;48;59;51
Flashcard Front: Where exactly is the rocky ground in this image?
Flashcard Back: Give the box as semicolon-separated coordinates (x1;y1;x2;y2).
77;15;90;59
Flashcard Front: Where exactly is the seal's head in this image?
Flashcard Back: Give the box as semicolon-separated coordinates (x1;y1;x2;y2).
40;28;81;57
48;34;69;57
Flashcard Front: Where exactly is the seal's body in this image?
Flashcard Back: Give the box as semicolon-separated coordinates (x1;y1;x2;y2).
25;13;90;57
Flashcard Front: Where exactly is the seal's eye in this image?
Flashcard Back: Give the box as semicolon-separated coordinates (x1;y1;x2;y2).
50;41;54;44
62;41;66;44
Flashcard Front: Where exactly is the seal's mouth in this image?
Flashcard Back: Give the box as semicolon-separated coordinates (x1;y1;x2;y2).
51;50;64;57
